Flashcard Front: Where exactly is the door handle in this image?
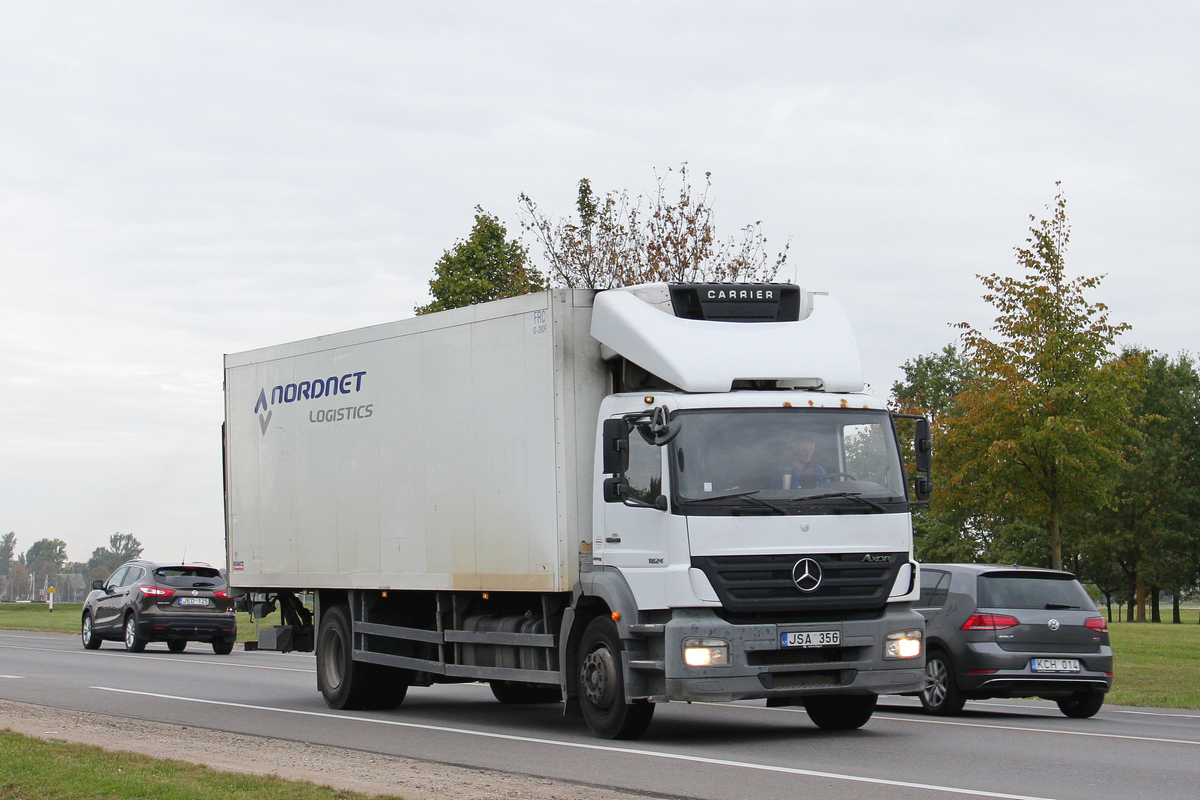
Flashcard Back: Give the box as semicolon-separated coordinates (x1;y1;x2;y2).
605;536;621;544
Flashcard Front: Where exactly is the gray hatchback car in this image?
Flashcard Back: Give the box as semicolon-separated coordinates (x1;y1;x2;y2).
81;560;237;654
914;564;1112;717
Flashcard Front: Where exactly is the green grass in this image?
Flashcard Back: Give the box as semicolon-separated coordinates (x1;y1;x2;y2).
1106;619;1200;708
0;602;281;643
5;602;1200;708
0;729;404;800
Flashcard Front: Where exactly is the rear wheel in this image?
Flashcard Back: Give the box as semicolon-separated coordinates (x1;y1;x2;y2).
577;616;654;739
167;638;187;653
317;605;408;710
81;612;102;650
803;694;877;730
1057;691;1104;719
123;613;147;653
490;681;562;704
212;638;234;655
920;651;966;715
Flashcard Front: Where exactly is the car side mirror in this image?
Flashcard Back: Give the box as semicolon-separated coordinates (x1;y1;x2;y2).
92;580;104;591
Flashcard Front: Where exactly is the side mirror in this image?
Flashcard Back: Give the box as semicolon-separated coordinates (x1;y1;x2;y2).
914;417;932;474
603;476;629;503
914;475;932;503
602;418;630;475
92;580;104;591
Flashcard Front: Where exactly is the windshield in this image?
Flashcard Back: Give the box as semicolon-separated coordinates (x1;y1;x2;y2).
671;408;908;514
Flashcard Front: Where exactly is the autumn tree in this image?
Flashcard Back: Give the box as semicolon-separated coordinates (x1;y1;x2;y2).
940;185;1142;570
415;207;546;315
519;164;789;288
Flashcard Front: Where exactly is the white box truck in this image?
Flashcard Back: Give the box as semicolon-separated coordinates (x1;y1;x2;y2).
223;282;930;739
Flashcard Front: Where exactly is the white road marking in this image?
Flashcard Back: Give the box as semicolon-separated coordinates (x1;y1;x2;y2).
0;675;25;679
0;643;309;673
93;686;1058;800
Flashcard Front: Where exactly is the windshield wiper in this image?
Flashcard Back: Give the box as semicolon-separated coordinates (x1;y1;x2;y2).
796;491;887;513
686;490;786;515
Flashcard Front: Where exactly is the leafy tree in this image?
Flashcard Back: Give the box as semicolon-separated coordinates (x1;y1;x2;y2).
85;532;144;579
25;538;68;576
519;164;789;288
415;207;545;315
940;185;1142;570
0;532;15;576
108;532;143;563
891;344;976;426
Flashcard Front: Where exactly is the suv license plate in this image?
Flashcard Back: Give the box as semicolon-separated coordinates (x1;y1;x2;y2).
1031;658;1080;673
782;630;840;648
179;597;209;606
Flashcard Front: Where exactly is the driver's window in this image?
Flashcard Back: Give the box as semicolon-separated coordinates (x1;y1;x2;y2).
626;435;662;506
105;567;128;591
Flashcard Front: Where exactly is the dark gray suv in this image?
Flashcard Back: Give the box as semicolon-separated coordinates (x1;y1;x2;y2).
81;560;237;654
915;564;1112;718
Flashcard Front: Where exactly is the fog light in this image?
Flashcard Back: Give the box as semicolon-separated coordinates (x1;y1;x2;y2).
683;637;730;667
885;629;923;659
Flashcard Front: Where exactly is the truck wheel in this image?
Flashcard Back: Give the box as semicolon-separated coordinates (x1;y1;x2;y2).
81;612;102;650
123;613;147;653
803;694;877;730
577;616;654;739
1057;691;1104;719
920;650;966;715
490;681;562;704
317;605;408;710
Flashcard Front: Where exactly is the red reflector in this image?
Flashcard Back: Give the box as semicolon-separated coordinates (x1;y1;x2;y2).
139;585;175;598
1085;617;1108;633
961;613;1020;631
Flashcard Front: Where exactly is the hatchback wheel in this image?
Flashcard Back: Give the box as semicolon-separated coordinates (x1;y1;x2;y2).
1057;691;1104;719
123;614;147;653
81;612;102;650
920;651;966;715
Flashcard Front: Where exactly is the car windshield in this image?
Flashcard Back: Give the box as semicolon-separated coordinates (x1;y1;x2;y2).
670;407;907;514
153;566;225;589
978;574;1097;610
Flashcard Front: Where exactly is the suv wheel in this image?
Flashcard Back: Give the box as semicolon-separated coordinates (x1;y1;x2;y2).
212;638;235;656
167;639;187;653
81;612;102;650
1057;691;1104;718
123;613;147;653
920;651;966;715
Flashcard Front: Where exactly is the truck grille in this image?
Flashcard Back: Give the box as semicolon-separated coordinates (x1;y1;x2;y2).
691;553;906;613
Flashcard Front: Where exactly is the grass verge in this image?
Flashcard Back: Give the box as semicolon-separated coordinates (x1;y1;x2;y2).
0;729;402;800
0;602;280;643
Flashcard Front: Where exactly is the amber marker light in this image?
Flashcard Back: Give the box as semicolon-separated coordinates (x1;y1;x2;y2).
611;611;621;622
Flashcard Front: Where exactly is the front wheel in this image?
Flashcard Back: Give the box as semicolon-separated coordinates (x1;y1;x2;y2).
123;613;147;653
920;651;966;715
803;694;877;730
81;612;102;650
577;616;654;739
1057;692;1104;718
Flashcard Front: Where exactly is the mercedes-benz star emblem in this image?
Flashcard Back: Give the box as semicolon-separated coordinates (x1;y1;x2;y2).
792;558;823;593
1048;618;1060;631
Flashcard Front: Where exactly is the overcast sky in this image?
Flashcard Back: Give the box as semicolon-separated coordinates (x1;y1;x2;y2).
1;2;1196;569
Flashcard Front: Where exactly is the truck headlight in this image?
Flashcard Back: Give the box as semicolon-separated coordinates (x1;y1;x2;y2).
884;629;923;659
683;637;730;667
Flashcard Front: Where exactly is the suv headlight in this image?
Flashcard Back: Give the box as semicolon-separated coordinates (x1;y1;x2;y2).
683;637;730;667
884;629;923;659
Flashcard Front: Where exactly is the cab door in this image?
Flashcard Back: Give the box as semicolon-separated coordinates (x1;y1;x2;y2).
597;429;675;607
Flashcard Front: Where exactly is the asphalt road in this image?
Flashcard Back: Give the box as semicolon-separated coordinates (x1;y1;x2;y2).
3;628;1198;800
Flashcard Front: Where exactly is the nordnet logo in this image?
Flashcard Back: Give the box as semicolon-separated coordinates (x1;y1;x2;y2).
254;371;370;435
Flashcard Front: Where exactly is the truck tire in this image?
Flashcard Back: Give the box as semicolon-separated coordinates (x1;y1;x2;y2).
1057;691;1104;719
81;612;102;650
123;613;147;653
490;681;562;704
317;605;408;710
803;694;877;730
577;616;654;739
920;650;966;715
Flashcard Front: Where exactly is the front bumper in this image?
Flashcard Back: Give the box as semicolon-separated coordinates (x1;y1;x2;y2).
644;606;925;702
